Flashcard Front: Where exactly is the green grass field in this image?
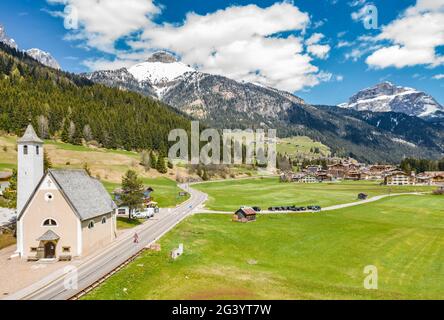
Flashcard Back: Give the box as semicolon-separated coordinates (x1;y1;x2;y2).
193;178;434;211
116;217;144;230
277;136;331;157
84;194;444;300
103;177;189;208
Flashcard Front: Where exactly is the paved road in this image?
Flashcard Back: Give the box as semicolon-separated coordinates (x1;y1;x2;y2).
4;184;207;300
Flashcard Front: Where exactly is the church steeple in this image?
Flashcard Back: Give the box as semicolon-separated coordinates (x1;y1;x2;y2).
17;124;44;144
17;124;44;214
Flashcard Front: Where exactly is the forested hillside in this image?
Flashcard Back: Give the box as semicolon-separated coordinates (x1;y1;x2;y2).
0;43;190;152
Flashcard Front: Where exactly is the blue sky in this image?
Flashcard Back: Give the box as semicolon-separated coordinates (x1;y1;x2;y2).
1;0;443;105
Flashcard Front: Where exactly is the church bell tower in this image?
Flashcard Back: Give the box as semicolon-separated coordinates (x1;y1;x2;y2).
17;124;44;214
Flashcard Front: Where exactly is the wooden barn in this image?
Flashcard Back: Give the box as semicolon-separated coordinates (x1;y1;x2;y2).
232;207;257;223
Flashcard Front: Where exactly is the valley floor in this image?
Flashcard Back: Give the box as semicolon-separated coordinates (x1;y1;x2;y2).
192;178;434;211
84;194;444;300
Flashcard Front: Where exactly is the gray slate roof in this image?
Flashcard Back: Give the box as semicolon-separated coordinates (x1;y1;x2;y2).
49;169;117;221
37;230;60;241
17;124;43;144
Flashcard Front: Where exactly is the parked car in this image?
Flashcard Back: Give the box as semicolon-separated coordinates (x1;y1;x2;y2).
132;208;155;219
252;206;261;212
268;207;275;211
307;205;321;211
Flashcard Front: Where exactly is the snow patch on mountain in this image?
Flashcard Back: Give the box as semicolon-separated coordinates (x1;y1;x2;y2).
0;24;18;49
391;138;416;148
128;52;195;86
26;48;61;70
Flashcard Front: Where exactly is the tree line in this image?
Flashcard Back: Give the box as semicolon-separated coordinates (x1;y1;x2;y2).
400;158;444;174
0;43;191;153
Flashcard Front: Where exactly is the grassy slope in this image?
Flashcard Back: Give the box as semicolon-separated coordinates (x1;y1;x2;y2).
84;194;444;300
0;135;188;208
277;136;331;157
193;178;434;211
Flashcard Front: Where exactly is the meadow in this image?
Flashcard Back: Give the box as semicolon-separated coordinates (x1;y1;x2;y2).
277;136;331;157
193;178;435;211
0;135;188;208
84;194;444;300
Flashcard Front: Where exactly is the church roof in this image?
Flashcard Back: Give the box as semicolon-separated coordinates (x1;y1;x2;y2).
37;230;60;241
17;124;43;144
18;169;117;221
48;169;117;221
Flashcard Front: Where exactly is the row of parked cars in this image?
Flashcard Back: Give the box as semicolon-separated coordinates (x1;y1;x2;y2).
267;205;322;212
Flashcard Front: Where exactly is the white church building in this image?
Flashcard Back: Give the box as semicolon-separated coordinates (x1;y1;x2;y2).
16;125;117;260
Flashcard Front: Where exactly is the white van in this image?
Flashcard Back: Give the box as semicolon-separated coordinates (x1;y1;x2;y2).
132;208;155;219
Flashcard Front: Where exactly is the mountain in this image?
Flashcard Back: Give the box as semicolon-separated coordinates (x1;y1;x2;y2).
0;24;18;49
25;48;60;70
339;81;444;120
84;68;157;97
84;51;306;127
83;52;444;163
1;24;61;70
0;42;190;152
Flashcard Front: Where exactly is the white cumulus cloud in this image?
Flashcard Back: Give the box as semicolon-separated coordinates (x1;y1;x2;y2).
366;0;444;69
46;0;160;53
46;1;334;93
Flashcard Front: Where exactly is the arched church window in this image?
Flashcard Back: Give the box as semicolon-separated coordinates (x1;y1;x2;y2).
43;219;57;226
23;145;28;155
36;145;40;155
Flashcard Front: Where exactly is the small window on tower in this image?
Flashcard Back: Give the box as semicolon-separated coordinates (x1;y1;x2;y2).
23;145;28;155
36;145;40;155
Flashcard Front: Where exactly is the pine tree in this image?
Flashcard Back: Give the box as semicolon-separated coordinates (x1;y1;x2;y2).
121;170;144;219
156;154;168;174
202;169;209;181
4;169;17;208
61;119;70;143
44;150;52;172
149;150;157;169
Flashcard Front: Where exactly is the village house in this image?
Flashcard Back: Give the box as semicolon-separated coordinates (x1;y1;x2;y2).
114;186;157;216
416;174;432;185
367;165;397;180
16;125;117;261
292;173;319;183
232;207;257;223
384;171;416;186
424;171;444;185
315;171;333;182
305;165;322;174
344;170;362;181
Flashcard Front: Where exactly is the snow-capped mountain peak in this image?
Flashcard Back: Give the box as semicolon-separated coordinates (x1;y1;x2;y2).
339;81;444;120
26;48;61;70
128;51;195;86
0;24;18;49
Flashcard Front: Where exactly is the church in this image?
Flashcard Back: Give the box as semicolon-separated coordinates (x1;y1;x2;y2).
16;125;117;261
